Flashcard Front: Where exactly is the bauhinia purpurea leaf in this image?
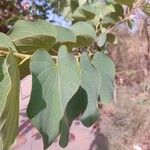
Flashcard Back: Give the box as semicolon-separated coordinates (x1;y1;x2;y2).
8;19;57;54
59;52;101;147
69;21;96;47
0;32;17;52
27;45;81;149
93;52;115;104
53;25;76;51
0;50;20;150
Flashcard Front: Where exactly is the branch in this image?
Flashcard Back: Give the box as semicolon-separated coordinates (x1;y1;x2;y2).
0;50;31;59
106;0;145;34
0;50;80;61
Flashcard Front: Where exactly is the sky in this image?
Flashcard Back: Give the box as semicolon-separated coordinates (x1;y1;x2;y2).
21;0;71;27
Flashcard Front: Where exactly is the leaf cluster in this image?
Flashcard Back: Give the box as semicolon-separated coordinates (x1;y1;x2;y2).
0;0;147;149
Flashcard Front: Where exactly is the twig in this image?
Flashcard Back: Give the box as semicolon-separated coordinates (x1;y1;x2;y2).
106;0;145;34
0;50;80;60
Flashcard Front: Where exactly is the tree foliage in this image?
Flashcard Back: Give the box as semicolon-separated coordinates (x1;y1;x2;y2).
0;0;148;149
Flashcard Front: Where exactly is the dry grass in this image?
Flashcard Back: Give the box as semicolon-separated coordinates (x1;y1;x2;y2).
95;75;150;150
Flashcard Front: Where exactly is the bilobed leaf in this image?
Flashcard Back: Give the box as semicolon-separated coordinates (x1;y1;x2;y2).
69;22;96;47
0;33;17;52
80;53;100;126
93;52;115;103
59;53;101;147
72;10;90;21
97;33;107;47
27;45;81;149
0;58;9;114
54;25;76;50
0;50;20;150
59;87;87;147
8;20;57;54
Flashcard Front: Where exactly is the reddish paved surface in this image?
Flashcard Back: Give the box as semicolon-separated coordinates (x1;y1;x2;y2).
12;76;103;150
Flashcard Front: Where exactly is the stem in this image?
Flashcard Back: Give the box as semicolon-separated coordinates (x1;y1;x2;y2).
0;50;31;59
105;0;145;34
0;50;80;60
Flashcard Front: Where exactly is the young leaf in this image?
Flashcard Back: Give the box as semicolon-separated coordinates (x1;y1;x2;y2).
8;20;57;54
93;52;115;103
27;45;81;149
69;22;96;47
0;33;17;52
0;50;20;150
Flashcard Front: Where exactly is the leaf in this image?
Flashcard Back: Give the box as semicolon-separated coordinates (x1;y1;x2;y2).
80;53;100;126
0;32;17;52
127;20;134;29
101;16;116;28
78;0;87;6
72;2;115;21
97;34;107;47
115;0;134;9
143;3;150;16
59;53;101;147
59;87;87;147
8;20;57;54
0;50;20;150
107;33;117;44
69;22;96;47
27;45;81;149
0;58;9;114
53;25;76;51
93;52;115;103
70;0;79;13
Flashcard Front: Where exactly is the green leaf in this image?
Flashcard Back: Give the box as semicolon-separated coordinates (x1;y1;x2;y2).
72;10;89;21
143;3;150;16
97;34;107;47
115;0;134;9
59;53;101;147
127;20;134;29
8;20;57;54
53;25;76;50
80;53;100;126
107;33;117;44
59;87;87;147
78;0;87;6
0;58;9;114
93;52;115;103
0;50;20;150
101;16;116;28
69;22;96;47
70;0;79;12
27;45;81;149
72;2;115;22
0;33;17;52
